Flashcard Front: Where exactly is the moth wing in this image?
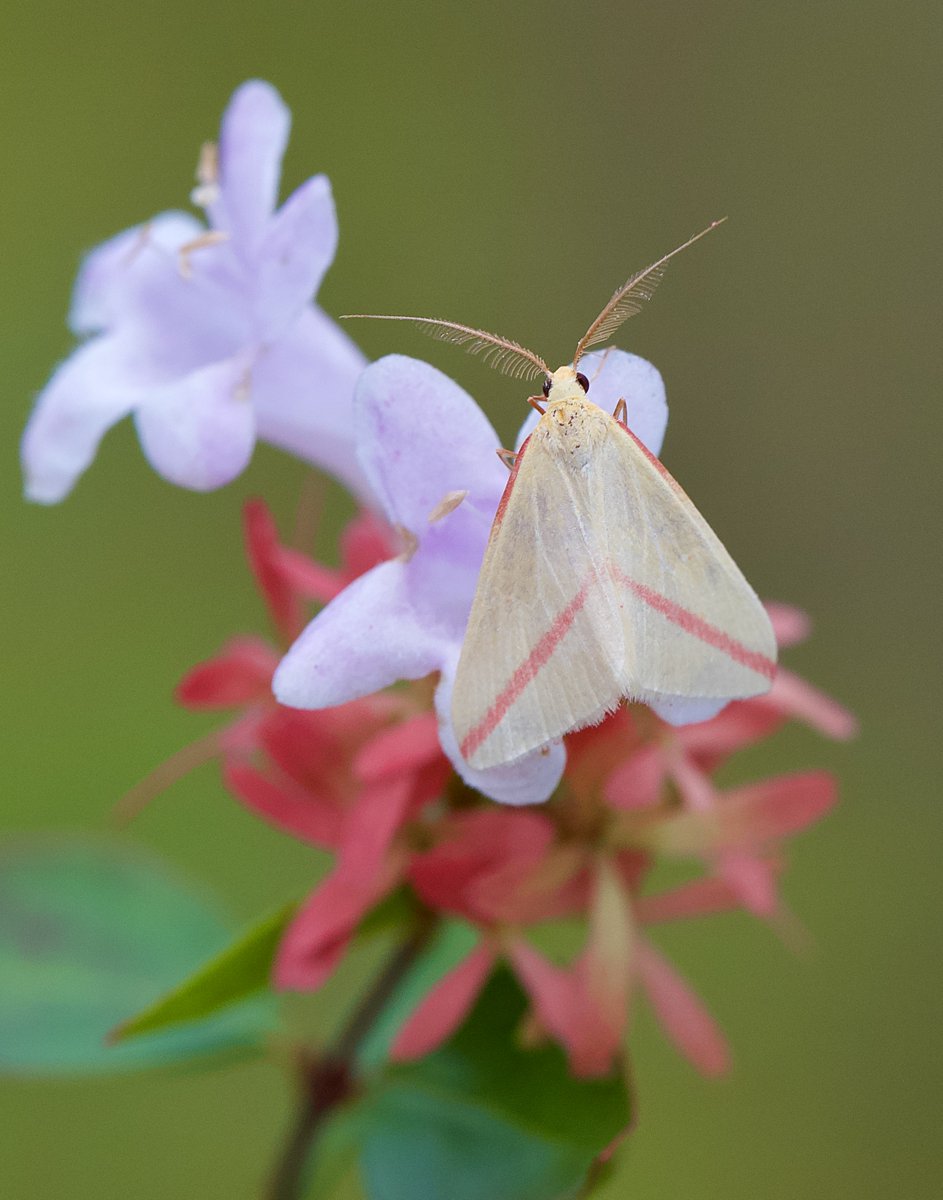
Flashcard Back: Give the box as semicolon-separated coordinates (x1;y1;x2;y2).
452;430;625;770
596;417;776;706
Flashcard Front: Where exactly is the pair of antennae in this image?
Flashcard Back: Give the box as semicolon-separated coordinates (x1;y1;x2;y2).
341;219;725;384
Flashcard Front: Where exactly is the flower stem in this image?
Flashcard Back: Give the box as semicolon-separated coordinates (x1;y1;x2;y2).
266;911;437;1200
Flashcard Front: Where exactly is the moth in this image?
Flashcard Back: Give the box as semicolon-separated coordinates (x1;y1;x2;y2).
343;222;776;770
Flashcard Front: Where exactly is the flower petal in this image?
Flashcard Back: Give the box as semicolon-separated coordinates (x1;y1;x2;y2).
210;80;290;249
22;337;136;503
636;939;730;1076
355;355;506;532
434;660;566;806
273;558;446;709
134;357;256;490
251;306;372;503
648;694;730;727
255;175;338;339
391;942;495;1061
69;212;204;336
515;349;667;456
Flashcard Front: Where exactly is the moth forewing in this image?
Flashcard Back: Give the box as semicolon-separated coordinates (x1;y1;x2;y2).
601;416;776;702
452;405;627;770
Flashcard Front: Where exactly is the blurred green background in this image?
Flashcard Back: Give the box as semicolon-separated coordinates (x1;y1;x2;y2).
2;1;939;1196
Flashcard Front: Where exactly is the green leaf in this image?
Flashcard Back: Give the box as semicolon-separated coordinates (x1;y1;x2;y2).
111;899;297;1043
0;835;277;1075
358;968;631;1200
113;882;416;1048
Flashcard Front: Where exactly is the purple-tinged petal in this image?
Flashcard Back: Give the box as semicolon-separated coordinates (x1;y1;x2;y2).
434;657;566;806
251;306;372;502
648;694;729;726
134;357;255;490
22;338;136;503
255;176;338;340
515;349;667;455
69;212;203;336
119;242;248;381
209;80;289;250
355;356;507;532
273;559;447;709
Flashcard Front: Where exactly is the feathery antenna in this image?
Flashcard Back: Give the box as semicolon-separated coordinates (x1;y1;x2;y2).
340;314;550;382
572;219;726;366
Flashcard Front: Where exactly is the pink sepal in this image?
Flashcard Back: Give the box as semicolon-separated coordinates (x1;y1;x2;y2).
275;858;398;991
723;771;838;845
175;636;276;709
766;669;858;740
224;761;344;848
636;877;742;925
391;941;496;1061
355;713;445;782
409;809;555;923
508;940;622;1078
636;940;730;1076
244;499;304;640
603;744;667;810
765;602;812;648
273;548;346;603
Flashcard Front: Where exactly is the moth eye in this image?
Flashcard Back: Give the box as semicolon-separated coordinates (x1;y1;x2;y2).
541;378;552;398
576;372;590;393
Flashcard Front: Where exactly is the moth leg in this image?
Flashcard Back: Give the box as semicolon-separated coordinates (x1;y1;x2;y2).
496;447;519;471
526;396;546;415
613;397;627;424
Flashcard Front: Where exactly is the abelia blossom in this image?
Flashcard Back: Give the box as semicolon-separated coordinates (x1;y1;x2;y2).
273;349;670;805
22;80;370;503
131;488;852;1081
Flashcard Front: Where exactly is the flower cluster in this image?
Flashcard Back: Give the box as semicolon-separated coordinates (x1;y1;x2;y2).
133;495;854;1077
27;80;855;1081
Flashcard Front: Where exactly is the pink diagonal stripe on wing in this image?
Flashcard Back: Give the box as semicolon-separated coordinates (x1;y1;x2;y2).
460;573;596;761
609;566;775;680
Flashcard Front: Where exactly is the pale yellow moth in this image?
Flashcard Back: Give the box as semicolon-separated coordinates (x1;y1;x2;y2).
343;222;776;770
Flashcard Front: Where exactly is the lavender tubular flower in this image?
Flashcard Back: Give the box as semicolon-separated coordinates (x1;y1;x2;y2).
22;80;370;503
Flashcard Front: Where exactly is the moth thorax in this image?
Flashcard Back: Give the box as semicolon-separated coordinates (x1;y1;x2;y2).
541;397;607;468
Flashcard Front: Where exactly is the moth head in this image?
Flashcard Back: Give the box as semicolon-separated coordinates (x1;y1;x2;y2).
543;365;589;402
